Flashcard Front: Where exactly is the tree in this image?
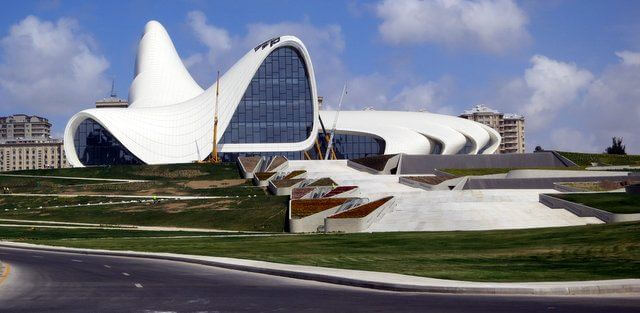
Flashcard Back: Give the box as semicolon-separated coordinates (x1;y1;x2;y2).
605;137;626;155
534;146;544;152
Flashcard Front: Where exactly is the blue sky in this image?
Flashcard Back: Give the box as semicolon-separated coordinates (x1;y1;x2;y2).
1;0;639;153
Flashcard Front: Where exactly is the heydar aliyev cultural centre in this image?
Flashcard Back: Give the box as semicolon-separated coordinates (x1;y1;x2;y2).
64;21;500;167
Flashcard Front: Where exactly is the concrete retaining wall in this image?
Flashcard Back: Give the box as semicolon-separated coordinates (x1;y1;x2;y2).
398;177;434;190
237;157;263;179
464;176;631;190
539;194;640;223
289;200;360;233
398;151;574;175
325;198;396;233
268;180;305;196
346;160;381;174
552;183;586;192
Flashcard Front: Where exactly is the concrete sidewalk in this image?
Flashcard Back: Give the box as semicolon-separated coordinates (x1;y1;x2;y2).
1;241;637;296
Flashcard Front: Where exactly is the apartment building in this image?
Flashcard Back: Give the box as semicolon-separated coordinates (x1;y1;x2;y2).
459;105;526;154
0;114;51;140
0;114;70;171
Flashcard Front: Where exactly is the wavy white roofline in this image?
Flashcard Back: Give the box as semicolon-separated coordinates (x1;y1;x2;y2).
319;111;500;156
64;21;500;167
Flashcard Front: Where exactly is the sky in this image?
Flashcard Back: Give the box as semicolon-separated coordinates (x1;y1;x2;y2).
1;0;639;153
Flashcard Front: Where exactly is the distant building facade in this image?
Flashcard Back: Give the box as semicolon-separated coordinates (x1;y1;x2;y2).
0;114;51;140
0;114;69;171
460;105;525;154
95;81;128;108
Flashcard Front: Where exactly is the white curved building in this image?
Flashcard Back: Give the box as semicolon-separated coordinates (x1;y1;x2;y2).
64;21;500;167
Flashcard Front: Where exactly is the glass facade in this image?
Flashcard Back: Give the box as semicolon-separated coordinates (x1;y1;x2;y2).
308;132;386;160
73;118;142;165
457;136;475;154
220;46;314;145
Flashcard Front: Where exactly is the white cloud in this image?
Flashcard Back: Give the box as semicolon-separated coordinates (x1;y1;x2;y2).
0;15;110;118
375;0;529;53
390;78;453;113
186;11;231;65
500;55;593;130
615;50;640;66
582;51;640;153
493;51;640;153
549;127;598;153
183;11;452;114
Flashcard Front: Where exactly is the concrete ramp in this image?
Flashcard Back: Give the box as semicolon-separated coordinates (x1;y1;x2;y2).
367;190;602;232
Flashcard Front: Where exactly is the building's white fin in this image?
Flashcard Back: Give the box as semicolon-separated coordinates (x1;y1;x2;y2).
128;20;204;108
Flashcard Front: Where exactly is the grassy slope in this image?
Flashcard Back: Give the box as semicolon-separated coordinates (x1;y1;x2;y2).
0;226;218;240
558;151;640;166
13;222;640;282
1;163;289;231
0;197;288;232
553;193;640;214
10;162;241;180
0;176;107;187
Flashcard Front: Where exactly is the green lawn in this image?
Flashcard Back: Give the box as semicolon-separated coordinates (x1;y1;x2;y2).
10;162;241;180
0;195;124;211
0;196;288;232
558;151;640;166
0;226;221;240
0;175;107;188
552;193;640;214
441;167;585;177
10;222;640;282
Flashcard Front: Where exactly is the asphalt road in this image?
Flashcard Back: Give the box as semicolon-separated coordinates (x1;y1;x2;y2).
0;247;639;313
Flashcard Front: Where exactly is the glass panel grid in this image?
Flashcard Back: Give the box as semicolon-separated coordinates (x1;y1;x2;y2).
73;118;142;165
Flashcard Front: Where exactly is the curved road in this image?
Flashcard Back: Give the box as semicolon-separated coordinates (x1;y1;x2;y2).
0;247;639;313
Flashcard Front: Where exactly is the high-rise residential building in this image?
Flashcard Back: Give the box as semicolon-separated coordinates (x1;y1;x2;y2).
0;114;69;171
459;104;526;154
0;114;51;140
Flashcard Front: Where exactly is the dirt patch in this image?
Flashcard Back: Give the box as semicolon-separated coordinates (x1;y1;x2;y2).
181;179;246;189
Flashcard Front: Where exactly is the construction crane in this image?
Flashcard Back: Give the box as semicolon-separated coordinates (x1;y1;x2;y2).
324;82;347;160
211;71;221;163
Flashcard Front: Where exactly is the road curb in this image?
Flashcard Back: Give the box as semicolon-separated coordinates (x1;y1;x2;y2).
1;241;639;296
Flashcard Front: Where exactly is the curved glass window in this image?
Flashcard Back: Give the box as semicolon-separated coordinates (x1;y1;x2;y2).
220;46;314;145
457;136;475;154
73;118;142;165
307;132;386;160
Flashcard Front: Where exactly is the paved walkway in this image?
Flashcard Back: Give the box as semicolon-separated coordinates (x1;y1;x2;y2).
287;161;602;232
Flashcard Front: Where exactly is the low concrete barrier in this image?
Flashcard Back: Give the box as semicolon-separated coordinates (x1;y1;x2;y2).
252;172;278;187
268;179;305;196
552;183;586;192
289;199;362;233
346;160;380;174
325;197;396;233
398;176;434;190
237;156;263;179
539;194;640;223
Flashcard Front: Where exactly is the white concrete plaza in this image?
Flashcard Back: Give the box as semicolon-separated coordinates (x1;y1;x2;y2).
287;160;602;232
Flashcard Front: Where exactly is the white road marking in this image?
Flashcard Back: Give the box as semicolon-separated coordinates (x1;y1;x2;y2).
122;272;130;276
134;283;143;288
71;259;83;263
104;265;111;268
